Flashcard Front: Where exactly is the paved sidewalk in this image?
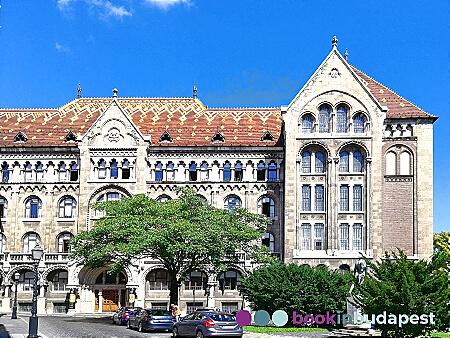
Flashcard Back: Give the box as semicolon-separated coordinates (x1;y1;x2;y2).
0;313;48;338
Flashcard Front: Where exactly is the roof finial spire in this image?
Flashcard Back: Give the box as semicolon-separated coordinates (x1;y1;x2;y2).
77;83;82;99
112;88;118;98
332;36;338;49
193;84;197;99
345;48;349;61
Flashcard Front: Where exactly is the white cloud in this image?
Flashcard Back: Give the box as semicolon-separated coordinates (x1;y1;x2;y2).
103;1;132;18
56;0;132;19
55;42;71;53
144;0;192;9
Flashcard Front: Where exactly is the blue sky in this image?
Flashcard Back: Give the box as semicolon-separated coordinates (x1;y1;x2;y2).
0;0;448;233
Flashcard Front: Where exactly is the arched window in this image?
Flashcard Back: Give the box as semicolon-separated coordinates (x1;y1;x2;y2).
224;196;241;213
319;107;330;133
339;264;350;274
386;152;396;175
36;163;44;181
18;271;35;291
98;160;106;179
339;152;349;172
49;270;68;291
315;152;325;173
302;152;311;173
95;271;127;285
336;106;348;133
59;163;67;181
184;271;207;290
147;269;171;291
268;162;277;181
23;232;41;253
353;151;363;173
156;195;171;203
223;162;231;182
95;192;122;216
234;163;243;181
258;197;275;218
57;232;74;253
24;163;33;181
200;162;209;181
218;270;241;291
302;117;313;133
189;163;197;181
155;162;163;181
257;162;266;181
400;152;411;175
262;233;275;252
110;160;118;179
354;116;365;133
166;162;175;181
25;196;42;218
0;197;7;218
122;160;130;179
0;233;6;252
69;163;79;181
59;196;76;218
1;162;10;183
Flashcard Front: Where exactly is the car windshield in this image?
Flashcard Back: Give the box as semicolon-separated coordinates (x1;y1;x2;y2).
210;314;236;322
149;310;172;316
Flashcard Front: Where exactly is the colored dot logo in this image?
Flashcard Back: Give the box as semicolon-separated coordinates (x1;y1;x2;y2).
236;310;288;327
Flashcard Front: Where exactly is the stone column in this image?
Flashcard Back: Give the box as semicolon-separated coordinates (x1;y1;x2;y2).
98;291;103;313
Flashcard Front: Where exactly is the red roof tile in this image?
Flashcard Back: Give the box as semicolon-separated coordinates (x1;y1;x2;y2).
351;66;437;120
0;98;282;147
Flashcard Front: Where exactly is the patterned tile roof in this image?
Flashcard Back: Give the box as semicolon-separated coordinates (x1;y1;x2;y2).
0;98;282;147
351;66;437;120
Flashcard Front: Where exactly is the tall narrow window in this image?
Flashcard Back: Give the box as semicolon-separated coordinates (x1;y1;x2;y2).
353;151;363;173
166;162;174;181
23;232;40;253
0;197;7;218
25;197;42;218
57;233;74;253
302;152;311;173
224;196;241;213
386;152;396;175
315;152;325;173
257;163;266;181
354;116;365;133
155;163;163;181
25;163;33;181
110;160;118;179
122;160;130;179
315;185;324;211
336;107;348;133
1;163;10;183
301;224;311;250
262;233;275;252
200;162;209;181
223;162;231;182
339;152;349;172
268;163;277;181
319;107;330;133
400;152;411;175
339;224;349;250
59;196;76;218
98;160;106;179
302;185;311;211
234;163;243;181
70;163;79;181
302;117;313;133
314;224;324;250
259;197;275;218
189;163;197;181
59;163;67;181
0;233;6;253
353;185;362;211
353;224;363;250
36;163;44;181
340;185;349;211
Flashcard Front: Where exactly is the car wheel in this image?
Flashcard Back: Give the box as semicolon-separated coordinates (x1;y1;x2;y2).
196;330;204;338
172;327;179;337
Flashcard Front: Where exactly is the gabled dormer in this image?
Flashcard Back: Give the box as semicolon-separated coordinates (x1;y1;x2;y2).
13;130;28;143
211;129;225;143
159;130;173;143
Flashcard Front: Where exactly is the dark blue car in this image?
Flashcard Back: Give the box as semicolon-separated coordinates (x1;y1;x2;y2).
127;308;176;332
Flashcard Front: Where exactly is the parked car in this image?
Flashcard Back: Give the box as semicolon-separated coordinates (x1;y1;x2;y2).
172;311;243;338
127;308;176;332
112;307;142;325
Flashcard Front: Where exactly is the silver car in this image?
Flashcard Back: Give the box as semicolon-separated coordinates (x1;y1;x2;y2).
172;311;243;338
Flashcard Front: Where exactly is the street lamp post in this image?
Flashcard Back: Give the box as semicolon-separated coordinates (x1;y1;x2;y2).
28;243;43;338
11;272;20;319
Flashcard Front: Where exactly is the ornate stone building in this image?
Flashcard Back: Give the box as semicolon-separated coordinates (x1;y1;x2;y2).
0;38;437;314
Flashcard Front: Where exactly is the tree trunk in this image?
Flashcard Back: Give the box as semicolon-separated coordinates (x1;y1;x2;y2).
169;277;179;306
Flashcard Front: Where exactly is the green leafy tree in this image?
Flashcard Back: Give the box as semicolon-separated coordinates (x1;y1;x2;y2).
71;188;273;304
355;250;450;338
434;232;450;253
240;263;353;325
